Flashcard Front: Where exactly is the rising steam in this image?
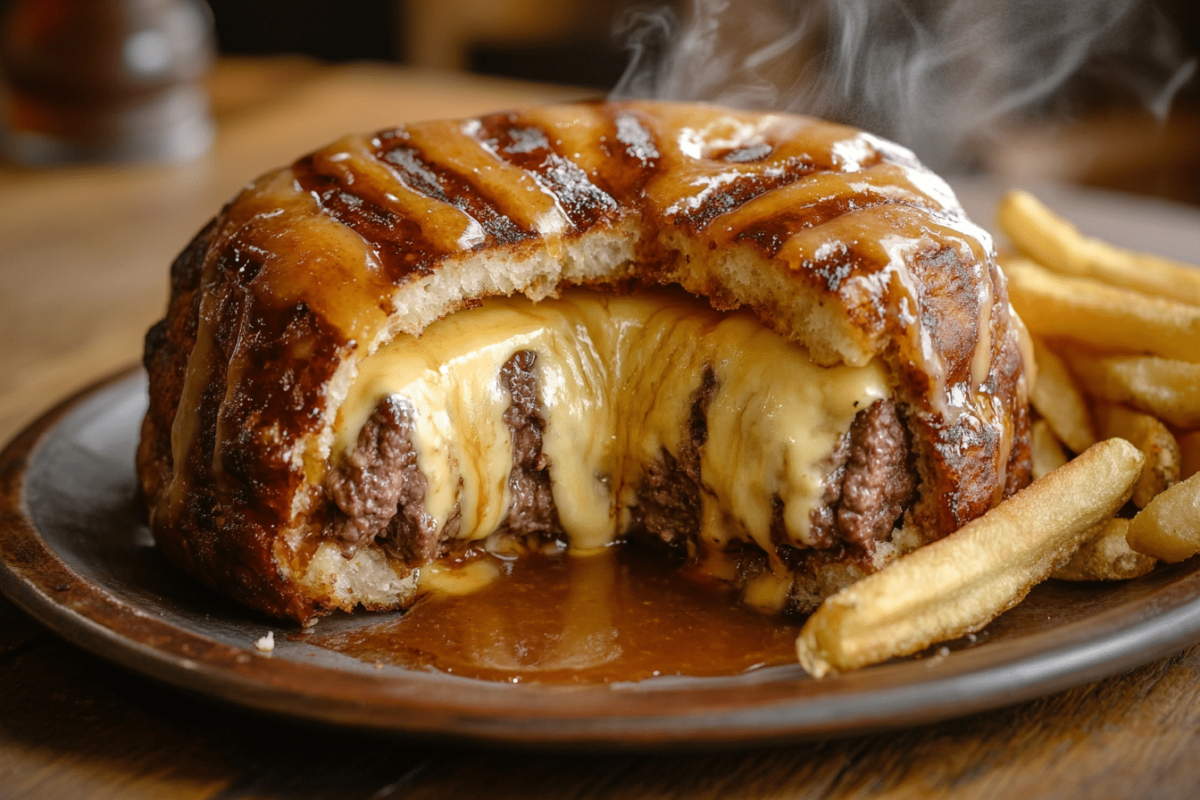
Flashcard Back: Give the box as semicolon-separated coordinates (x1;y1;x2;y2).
612;0;1197;169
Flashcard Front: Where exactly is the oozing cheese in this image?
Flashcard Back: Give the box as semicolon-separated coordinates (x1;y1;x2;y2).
334;289;890;554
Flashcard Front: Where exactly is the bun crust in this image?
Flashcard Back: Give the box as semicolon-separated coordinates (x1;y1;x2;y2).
138;101;1031;622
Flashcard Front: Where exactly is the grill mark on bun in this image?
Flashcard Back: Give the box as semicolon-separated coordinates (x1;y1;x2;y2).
597;108;665;198
612;110;661;165
717;143;775;163
721;163;946;259
372;131;535;246
667;160;822;234
292;154;448;279
472;114;620;232
734;195;880;258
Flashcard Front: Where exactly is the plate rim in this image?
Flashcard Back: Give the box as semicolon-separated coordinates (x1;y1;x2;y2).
3;368;1200;749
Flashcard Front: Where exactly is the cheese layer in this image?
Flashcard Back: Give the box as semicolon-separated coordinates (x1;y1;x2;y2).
334;289;890;554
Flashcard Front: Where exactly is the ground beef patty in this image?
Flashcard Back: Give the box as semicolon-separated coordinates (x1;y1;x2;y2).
326;358;918;565
807;399;919;553
497;350;561;537
326;350;560;564
326;396;436;561
634;366;717;550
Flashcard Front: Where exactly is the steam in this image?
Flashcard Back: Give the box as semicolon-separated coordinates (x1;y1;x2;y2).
612;0;1197;169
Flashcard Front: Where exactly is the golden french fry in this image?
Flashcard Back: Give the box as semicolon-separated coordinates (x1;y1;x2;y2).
1063;349;1200;429
1031;419;1068;480
998;191;1200;307
796;439;1145;677
1030;338;1095;454
1127;473;1200;563
1052;518;1156;581
1093;402;1180;508
1003;259;1200;363
1181;431;1200;481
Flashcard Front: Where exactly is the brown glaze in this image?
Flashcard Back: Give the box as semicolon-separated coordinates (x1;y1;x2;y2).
472;112;621;231
139;100;1031;621
301;546;802;684
293;153;451;279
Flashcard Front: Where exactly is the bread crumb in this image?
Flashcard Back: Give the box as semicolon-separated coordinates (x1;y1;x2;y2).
254;631;275;653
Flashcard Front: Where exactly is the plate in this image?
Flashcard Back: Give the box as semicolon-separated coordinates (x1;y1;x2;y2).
3;370;1200;748
2;186;1200;748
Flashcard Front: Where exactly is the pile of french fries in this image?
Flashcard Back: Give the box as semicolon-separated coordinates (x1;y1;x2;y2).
797;190;1200;678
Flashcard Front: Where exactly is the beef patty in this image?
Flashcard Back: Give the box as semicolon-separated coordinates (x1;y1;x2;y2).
327;351;918;566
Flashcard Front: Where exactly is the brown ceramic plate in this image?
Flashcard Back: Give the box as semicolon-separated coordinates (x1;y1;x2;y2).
6;369;1200;749
2;185;1200;749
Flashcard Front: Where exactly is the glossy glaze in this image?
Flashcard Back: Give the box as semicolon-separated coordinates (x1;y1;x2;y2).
302;545;803;683
138;101;1031;621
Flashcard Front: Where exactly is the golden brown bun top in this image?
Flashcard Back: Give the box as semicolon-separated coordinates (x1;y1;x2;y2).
138;101;1031;621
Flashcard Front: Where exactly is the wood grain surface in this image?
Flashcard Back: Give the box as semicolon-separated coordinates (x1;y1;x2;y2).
2;57;1199;799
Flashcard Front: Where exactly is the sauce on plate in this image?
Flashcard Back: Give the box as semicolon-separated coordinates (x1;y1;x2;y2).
301;545;803;683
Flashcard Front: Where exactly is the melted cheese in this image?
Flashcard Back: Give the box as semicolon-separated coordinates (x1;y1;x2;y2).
335;289;889;554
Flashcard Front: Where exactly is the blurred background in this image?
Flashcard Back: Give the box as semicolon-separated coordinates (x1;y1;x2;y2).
205;0;631;89
0;0;1198;204
1;8;1200;789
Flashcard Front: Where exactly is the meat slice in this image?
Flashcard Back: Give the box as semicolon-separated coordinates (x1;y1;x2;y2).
326;396;433;559
326;350;561;562
809;399;918;550
497;350;560;537
327;358;916;566
637;366;717;548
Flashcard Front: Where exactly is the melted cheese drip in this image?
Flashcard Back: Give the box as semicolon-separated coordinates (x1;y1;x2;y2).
335;290;889;554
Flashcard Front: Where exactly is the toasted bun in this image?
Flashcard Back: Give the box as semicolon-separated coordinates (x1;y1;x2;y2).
137;101;1030;622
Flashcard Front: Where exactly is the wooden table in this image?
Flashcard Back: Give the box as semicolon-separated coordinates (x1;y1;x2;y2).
4;57;1200;799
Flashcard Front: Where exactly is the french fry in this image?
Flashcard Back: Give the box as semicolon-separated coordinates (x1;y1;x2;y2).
1181;431;1200;481
1030;338;1095;454
1003;259;1200;363
1031;419;1068;480
1063;350;1200;429
796;439;1144;677
1052;518;1157;582
1093;402;1180;508
1127;473;1200;563
998;190;1200;307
